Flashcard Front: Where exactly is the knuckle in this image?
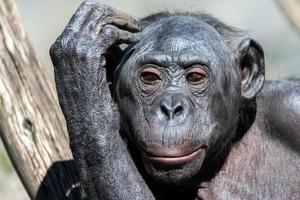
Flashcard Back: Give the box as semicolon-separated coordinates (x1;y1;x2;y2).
102;25;118;38
50;35;73;58
60;38;73;55
65;34;83;56
74;43;88;58
53;33;75;52
80;0;101;10
121;31;131;39
50;33;88;60
49;41;61;59
50;42;63;67
85;48;95;59
82;0;99;6
82;1;114;16
73;39;101;61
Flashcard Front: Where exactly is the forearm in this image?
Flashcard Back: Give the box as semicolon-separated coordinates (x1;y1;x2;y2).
95;136;154;200
69;124;154;200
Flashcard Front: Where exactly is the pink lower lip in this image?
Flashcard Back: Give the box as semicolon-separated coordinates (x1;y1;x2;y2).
148;147;204;166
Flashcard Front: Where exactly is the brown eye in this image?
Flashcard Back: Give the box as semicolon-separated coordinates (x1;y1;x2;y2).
185;67;208;84
141;72;160;82
140;67;161;84
186;72;205;82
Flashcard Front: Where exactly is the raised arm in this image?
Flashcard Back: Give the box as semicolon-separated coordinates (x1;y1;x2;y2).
50;1;154;199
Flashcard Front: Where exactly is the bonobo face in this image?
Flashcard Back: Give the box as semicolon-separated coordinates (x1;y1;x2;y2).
114;16;243;185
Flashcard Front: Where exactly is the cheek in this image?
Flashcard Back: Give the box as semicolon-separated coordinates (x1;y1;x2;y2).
116;75;154;143
207;87;242;148
209;73;242;128
210;92;230;124
117;93;149;143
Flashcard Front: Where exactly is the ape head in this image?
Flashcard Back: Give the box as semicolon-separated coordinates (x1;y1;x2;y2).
113;13;265;185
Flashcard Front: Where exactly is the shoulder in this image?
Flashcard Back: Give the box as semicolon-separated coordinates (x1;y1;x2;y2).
258;80;300;109
259;80;300;114
256;80;300;152
260;79;300;96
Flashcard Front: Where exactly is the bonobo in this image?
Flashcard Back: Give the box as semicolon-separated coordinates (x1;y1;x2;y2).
50;1;300;200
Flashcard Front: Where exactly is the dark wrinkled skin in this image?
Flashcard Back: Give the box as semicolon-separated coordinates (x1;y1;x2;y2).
50;1;300;200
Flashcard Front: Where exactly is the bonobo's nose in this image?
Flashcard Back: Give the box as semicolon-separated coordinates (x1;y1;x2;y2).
156;94;191;121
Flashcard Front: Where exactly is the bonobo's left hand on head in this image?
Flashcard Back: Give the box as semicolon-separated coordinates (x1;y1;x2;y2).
50;1;154;199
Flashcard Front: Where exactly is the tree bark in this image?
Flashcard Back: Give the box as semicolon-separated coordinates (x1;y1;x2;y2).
0;0;81;199
276;0;300;35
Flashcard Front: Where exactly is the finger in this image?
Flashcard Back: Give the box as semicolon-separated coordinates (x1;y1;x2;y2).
90;3;139;32
101;17;140;33
80;6;114;34
78;2;139;34
115;10;140;31
54;2;100;57
100;25;138;45
65;1;95;32
116;29;139;44
112;9;140;32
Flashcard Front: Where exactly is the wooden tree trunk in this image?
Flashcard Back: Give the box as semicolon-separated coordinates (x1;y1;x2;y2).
276;0;300;35
0;0;81;199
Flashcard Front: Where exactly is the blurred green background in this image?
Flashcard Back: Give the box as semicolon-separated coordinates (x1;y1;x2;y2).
1;0;299;199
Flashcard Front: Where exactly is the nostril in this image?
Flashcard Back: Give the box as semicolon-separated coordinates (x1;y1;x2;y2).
160;105;170;117
158;95;187;119
160;104;184;119
174;105;183;116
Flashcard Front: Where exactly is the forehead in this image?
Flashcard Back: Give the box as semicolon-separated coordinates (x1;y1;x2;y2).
135;16;229;54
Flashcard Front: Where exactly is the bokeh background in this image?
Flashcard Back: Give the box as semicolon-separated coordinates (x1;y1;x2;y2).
1;0;299;199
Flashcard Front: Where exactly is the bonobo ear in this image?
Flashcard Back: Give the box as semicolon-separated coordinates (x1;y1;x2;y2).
236;38;265;99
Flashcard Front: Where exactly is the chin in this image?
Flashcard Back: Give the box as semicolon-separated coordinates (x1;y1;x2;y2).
141;148;207;185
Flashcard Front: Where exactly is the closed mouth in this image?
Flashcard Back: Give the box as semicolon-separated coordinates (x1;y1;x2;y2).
147;146;205;166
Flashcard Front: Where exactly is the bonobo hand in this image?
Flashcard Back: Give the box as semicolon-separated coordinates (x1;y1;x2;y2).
50;1;138;132
50;1;153;199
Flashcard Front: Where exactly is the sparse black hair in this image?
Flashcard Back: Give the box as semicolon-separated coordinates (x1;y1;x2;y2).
139;12;243;46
